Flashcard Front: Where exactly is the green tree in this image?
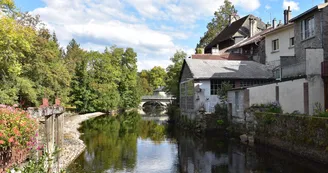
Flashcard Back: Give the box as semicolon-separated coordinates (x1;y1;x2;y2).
64;39;84;75
118;48;140;109
90;50;121;112
196;0;237;49
138;70;153;95
165;50;187;98
149;66;167;89
23;28;71;105
0;4;36;105
70;51;96;113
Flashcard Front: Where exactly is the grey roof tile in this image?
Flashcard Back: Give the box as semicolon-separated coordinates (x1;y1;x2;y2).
185;59;273;79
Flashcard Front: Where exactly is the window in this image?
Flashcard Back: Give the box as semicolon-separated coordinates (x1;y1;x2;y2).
301;16;315;40
272;39;279;51
273;68;281;80
180;80;194;110
289;37;294;47
210;80;235;95
211;80;222;95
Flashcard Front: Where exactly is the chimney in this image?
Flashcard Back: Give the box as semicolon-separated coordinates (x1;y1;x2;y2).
278;20;282;27
272;18;277;29
286;6;292;24
283;10;288;25
249;18;257;37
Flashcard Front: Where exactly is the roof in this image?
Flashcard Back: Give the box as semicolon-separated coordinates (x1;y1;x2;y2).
205;15;249;50
191;53;249;60
226;28;274;51
262;23;294;36
290;3;328;22
184;59;273;79
205;15;266;51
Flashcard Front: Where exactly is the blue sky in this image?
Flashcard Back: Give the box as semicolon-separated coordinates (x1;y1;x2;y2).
13;0;326;70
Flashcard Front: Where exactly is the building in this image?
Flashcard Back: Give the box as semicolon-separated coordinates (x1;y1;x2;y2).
263;23;295;79
204;15;266;54
179;58;273;119
226;28;273;64
227;3;328;121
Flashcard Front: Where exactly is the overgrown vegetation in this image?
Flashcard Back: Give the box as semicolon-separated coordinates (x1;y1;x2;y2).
214;81;233;127
313;102;328;117
250;102;283;113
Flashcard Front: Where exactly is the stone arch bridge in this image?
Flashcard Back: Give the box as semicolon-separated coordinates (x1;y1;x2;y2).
140;95;175;108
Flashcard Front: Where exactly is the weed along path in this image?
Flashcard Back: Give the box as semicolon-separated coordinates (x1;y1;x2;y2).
59;112;105;170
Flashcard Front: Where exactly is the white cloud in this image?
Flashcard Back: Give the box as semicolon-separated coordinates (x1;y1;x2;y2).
265;5;271;10
231;0;261;12
30;0;262;70
283;0;300;11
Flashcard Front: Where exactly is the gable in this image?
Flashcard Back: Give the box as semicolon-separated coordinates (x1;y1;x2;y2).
179;60;193;83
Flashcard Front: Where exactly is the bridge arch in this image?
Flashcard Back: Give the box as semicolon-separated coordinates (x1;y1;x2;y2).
140;101;168;108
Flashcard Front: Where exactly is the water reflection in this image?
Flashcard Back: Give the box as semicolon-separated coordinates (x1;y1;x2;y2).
68;111;328;173
175;130;328;173
67;111;178;173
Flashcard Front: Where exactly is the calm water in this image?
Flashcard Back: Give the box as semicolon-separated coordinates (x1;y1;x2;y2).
67;111;328;173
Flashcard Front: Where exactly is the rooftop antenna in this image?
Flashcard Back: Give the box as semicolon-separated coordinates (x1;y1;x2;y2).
266;11;272;22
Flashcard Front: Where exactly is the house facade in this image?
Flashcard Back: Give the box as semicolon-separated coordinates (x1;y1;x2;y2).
264;23;295;79
179;58;273;119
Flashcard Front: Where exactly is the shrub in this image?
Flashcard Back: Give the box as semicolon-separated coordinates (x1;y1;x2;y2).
0;105;38;149
250;102;282;113
217;119;224;125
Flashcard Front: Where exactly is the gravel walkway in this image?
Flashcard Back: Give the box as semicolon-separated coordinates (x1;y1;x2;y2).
57;112;105;170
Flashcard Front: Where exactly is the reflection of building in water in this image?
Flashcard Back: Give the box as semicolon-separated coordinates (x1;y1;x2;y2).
178;135;229;173
177;135;264;173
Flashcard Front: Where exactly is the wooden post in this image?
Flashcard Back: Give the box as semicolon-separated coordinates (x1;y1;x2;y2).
304;82;309;115
45;115;54;154
56;114;64;149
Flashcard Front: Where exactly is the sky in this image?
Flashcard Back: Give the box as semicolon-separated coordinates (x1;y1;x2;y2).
14;0;326;71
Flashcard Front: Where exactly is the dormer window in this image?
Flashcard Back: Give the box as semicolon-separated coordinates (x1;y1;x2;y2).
301;16;315;40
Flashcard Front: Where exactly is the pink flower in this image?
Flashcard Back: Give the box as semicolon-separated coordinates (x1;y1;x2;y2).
0;140;4;145
9;137;14;143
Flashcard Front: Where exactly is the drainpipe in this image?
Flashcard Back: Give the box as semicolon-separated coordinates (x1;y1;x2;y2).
320;9;324;52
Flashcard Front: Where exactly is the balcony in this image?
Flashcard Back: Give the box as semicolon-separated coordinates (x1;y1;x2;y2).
321;61;328;78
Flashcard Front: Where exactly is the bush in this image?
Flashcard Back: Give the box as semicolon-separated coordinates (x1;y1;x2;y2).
0;105;38;149
250;102;282;113
0;105;39;172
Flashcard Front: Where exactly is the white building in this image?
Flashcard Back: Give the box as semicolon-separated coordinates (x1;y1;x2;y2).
264;23;295;69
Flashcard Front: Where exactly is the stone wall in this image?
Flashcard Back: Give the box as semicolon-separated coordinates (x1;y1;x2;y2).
254;112;328;164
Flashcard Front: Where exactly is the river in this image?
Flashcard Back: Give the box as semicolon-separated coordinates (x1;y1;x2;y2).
67;110;328;173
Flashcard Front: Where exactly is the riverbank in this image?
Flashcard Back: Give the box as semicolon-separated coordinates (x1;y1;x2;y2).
57;112;105;170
